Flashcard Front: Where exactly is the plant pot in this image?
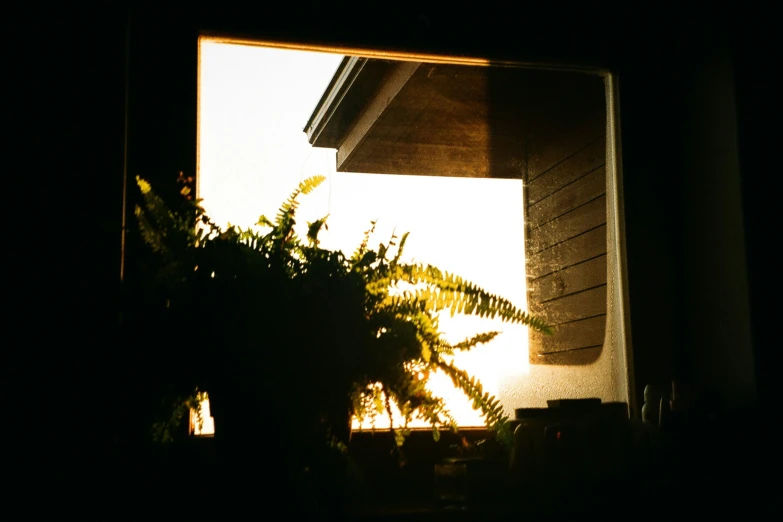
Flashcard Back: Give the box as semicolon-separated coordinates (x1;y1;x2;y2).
435;456;506;508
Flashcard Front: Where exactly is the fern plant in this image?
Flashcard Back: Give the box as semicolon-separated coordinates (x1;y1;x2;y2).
134;173;551;455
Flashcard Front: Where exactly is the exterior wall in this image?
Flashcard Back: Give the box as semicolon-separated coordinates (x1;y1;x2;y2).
487;69;629;409
520;71;608;365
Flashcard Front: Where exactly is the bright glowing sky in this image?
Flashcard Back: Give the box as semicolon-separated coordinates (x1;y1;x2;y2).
198;39;529;428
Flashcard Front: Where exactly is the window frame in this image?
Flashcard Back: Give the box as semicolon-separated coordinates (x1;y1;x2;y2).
124;12;636;454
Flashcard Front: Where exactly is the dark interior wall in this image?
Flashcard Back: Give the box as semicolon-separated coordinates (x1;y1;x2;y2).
678;26;755;409
617;20;758;411
733;18;775;409
123;15;198;288
10;11;129;484
13;4;775;494
614;41;688;410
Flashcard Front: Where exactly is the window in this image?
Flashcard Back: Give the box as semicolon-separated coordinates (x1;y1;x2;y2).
194;37;631;429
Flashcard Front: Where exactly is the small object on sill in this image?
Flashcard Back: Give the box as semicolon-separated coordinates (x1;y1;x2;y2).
658;396;669;431
510;421;541;484
546;398;602;413
642;384;662;429
544;422;580;478
434;456;501;510
514;407;551;420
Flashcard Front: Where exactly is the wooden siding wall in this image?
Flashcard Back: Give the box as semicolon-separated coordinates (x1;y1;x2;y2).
325;63;609;366
522;73;607;365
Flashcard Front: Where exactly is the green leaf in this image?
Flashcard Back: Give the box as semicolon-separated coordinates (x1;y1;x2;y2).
421;343;432;363
257;214;274;227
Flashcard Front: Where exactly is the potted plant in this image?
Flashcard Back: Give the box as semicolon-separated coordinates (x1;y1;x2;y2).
131;172;551;511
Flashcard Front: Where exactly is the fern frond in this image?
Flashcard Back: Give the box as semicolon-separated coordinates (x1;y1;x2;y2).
135;176;202;256
306;215;329;246
398;263;553;335
434;361;509;435
390;232;410;267
352;220;378;263
134;205;165;254
447;331;501;352
256;214;274;228
377;294;429;316
271;175;326;243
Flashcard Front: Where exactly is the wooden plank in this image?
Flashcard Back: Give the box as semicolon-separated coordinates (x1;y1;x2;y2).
528;195;606;254
530;315;606;354
485;131;527;179
340;63;490;175
337;62;422;171
343;141;491;177
527;225;607;280
526;138;605;204
527;123;605;180
306;57;395;148
524;71;606;181
527;166;605;228
528;285;606;326
529;255;607;303
530;346;603;366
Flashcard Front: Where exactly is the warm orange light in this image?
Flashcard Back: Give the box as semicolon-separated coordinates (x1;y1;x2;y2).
190;392;215;436
199;35;493;67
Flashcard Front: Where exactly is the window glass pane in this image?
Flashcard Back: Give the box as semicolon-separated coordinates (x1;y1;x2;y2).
197;39;630;428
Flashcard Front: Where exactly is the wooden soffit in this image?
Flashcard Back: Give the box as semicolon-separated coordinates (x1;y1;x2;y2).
305;58;500;177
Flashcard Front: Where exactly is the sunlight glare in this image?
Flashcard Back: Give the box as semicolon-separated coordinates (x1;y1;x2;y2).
191;395;215;436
